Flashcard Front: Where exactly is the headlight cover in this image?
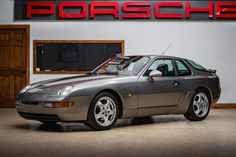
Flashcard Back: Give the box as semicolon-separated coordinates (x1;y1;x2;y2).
19;85;31;94
58;86;73;96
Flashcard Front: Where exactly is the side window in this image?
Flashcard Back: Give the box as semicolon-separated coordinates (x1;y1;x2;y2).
144;59;175;76
175;60;191;76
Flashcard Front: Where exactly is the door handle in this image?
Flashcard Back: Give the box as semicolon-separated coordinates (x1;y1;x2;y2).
172;81;180;86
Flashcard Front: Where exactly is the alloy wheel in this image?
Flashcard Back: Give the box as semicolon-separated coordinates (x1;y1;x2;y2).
94;96;117;127
193;92;209;118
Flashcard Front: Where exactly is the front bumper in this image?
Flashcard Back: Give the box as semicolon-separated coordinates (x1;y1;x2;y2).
16;93;91;122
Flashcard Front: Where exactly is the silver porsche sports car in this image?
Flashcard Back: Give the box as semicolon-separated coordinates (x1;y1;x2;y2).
16;55;221;130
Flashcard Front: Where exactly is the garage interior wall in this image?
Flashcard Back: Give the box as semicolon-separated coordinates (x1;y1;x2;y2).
0;0;236;103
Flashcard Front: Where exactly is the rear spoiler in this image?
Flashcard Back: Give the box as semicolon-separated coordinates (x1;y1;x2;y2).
208;69;216;73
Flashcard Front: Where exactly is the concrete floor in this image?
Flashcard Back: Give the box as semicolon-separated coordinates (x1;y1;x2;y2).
0;109;236;157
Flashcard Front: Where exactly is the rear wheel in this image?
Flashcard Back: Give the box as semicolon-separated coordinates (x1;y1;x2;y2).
87;92;119;131
184;90;210;121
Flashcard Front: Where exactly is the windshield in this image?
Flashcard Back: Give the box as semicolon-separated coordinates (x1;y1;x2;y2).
92;56;150;75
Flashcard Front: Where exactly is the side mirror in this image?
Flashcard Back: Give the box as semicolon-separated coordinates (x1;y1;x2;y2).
148;70;162;81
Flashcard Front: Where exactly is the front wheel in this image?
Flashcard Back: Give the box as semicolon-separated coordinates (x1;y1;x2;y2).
184;90;210;121
87;92;119;131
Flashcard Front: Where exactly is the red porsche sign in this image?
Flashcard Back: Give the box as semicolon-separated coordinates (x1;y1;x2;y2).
14;0;236;20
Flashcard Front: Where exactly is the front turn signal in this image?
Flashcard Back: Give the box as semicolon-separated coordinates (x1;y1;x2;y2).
53;101;73;108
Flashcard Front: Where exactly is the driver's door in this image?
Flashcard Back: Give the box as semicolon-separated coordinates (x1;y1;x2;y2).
138;58;182;109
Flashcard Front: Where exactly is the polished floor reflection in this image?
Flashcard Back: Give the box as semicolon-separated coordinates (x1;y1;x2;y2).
0;109;236;157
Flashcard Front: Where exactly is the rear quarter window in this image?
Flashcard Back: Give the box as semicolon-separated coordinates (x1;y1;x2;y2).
175;60;191;76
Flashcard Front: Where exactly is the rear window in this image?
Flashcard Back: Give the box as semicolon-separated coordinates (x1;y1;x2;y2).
187;60;207;71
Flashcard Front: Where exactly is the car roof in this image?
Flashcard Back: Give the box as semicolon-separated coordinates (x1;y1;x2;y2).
125;55;187;60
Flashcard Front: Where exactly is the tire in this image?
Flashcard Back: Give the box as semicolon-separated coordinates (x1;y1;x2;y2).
184;89;211;121
87;92;119;131
40;121;57;125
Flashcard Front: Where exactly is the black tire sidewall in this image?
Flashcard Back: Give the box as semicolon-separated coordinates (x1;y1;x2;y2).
87;92;119;130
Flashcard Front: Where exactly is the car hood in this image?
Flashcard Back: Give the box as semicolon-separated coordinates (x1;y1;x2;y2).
29;74;118;91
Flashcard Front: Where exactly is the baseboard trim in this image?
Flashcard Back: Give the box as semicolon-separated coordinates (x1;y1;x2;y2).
212;103;236;109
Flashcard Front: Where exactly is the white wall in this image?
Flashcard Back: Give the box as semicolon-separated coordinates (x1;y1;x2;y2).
1;0;236;103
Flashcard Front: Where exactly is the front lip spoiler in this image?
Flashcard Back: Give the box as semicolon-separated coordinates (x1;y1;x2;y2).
17;112;86;123
18;111;61;122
